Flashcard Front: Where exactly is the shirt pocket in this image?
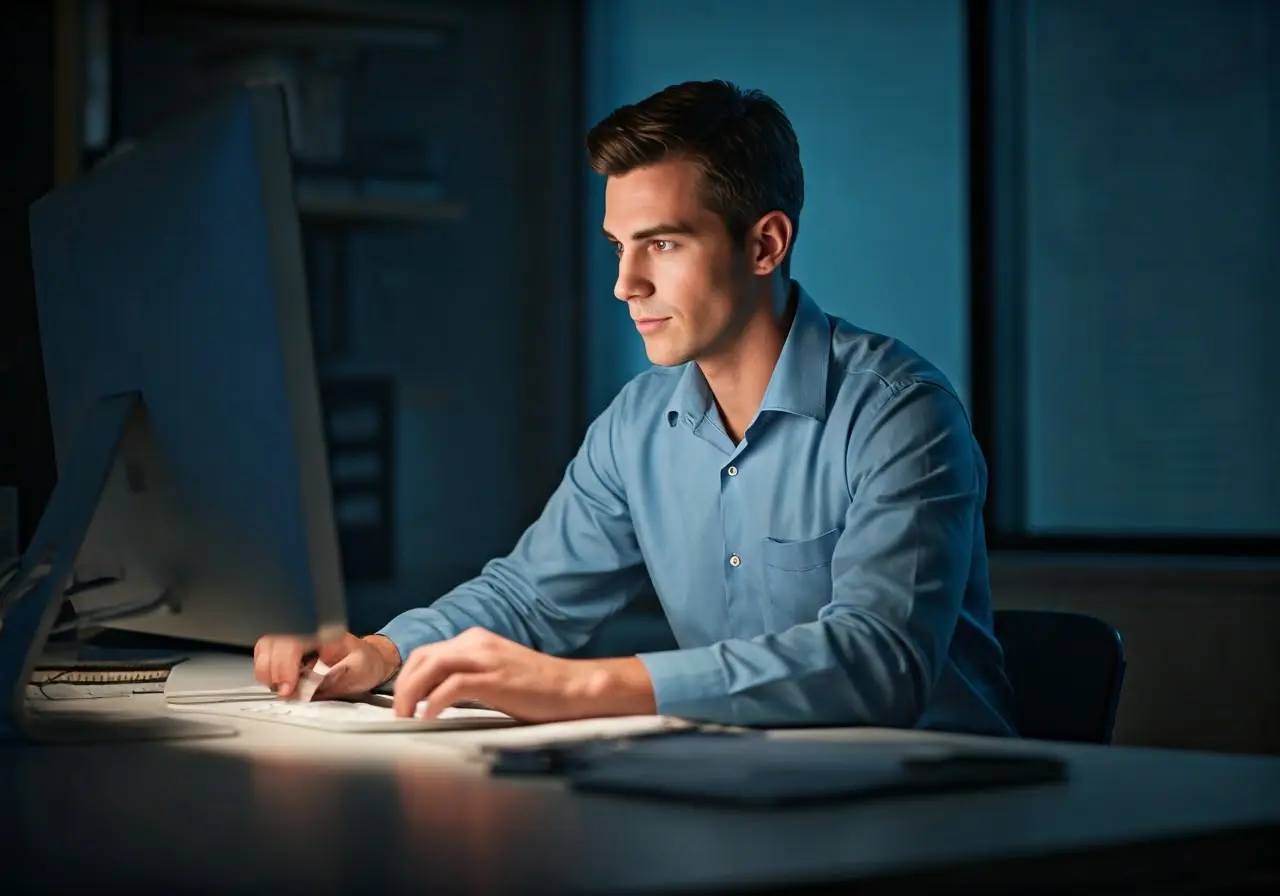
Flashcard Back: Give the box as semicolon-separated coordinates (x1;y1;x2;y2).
760;527;841;629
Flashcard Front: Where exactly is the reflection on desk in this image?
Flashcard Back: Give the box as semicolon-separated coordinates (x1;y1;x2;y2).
2;693;1279;894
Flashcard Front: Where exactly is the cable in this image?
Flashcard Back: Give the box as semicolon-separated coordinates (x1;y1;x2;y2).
0;558;18;591
47;588;175;637
2;549;161;639
64;576;120;598
0;558;33;615
2;563;121;625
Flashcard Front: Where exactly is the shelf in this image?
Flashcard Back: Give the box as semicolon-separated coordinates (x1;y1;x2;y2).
145;0;454;49
167;0;460;29
174;21;444;50
297;194;466;223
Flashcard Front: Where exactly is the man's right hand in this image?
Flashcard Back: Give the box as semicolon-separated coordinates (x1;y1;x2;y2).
252;631;401;699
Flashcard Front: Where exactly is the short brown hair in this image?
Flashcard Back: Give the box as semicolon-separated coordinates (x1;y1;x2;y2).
586;80;804;273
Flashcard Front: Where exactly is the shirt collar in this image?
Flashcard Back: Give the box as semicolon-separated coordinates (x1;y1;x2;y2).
665;280;831;428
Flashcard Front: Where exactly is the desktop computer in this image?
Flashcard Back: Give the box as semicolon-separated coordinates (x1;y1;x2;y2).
0;84;348;739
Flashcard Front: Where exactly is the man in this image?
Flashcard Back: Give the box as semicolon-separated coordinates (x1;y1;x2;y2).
255;80;1017;736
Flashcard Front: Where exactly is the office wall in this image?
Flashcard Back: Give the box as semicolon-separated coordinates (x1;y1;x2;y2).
335;2;583;612
993;560;1280;755
582;0;969;420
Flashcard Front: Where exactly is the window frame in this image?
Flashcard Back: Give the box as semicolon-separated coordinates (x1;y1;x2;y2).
964;0;1280;557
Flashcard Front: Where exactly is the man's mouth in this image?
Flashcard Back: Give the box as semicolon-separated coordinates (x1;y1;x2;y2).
633;317;670;334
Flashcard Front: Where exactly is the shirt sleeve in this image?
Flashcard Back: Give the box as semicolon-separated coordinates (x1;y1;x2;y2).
376;388;651;661
636;380;982;727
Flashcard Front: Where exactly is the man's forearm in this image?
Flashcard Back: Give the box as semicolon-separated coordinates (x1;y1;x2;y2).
579;656;658;717
367;627;657;716
636;616;925;728
376;563;627;662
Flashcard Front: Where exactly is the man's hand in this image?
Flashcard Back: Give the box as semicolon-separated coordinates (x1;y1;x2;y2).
392;628;656;722
253;631;401;700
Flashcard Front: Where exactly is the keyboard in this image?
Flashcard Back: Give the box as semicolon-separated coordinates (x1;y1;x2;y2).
168;697;520;733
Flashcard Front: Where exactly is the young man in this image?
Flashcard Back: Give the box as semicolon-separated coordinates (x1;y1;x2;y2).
255;80;1017;736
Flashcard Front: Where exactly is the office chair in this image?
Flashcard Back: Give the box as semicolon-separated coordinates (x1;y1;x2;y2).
993;609;1127;744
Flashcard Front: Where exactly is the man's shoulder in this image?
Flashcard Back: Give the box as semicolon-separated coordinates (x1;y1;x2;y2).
823;311;960;406
814;310;978;485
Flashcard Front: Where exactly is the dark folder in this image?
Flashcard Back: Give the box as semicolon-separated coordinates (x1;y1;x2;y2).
557;733;1067;807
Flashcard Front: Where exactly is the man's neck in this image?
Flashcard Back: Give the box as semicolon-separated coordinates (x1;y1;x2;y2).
698;282;796;444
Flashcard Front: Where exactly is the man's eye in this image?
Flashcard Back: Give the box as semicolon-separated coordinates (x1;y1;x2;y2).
652;240;674;252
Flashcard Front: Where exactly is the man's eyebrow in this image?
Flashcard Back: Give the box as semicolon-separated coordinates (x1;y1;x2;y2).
602;222;698;242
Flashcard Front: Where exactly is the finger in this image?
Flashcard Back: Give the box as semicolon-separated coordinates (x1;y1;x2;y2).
252;641;272;686
316;632;355;667
392;652;453;717
390;637;474;713
393;653;483;718
421;672;491;719
312;655;355;700
391;640;456;697
271;643;305;697
395;642;435;681
263;644;285;690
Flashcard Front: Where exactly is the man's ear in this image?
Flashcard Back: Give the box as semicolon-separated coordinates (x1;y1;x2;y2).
748;211;793;276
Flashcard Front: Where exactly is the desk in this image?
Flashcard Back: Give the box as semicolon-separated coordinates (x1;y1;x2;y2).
3;694;1279;894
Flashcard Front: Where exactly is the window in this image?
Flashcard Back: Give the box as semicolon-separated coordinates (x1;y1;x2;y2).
969;0;1280;551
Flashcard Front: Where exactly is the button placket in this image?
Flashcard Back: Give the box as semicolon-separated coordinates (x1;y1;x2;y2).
723;465;742;570
718;448;751;636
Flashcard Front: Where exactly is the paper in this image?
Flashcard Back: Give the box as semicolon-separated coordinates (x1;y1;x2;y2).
415;715;699;757
293;659;330;703
164;685;275;704
165;653;268;703
164;653;331;704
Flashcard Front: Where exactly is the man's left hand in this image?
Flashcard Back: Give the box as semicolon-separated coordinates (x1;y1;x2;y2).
390;627;656;722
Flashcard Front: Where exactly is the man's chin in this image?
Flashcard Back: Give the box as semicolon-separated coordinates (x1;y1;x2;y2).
642;341;690;368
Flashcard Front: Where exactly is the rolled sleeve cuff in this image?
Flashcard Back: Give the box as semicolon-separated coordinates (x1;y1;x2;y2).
376;612;452;666
636;646;731;723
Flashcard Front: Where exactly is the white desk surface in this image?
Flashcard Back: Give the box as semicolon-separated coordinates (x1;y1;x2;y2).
3;692;1279;894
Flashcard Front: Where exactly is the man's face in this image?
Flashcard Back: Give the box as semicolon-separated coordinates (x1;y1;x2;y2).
603;158;751;367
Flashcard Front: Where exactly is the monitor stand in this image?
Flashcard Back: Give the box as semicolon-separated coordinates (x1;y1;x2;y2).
0;392;235;743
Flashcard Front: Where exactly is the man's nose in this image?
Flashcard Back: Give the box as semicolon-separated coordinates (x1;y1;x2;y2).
614;255;652;302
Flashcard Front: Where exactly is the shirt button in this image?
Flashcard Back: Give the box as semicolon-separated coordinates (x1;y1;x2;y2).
729;554;741;567
726;465;738;477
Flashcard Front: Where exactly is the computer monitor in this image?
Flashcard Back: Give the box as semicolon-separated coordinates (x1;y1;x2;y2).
8;83;346;656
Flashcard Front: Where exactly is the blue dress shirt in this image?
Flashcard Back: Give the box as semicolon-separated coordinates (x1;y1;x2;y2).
380;284;1018;736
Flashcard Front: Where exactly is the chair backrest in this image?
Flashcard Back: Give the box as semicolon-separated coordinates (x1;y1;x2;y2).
993;609;1126;744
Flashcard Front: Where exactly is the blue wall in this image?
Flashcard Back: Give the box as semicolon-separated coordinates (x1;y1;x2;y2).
583;0;969;420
